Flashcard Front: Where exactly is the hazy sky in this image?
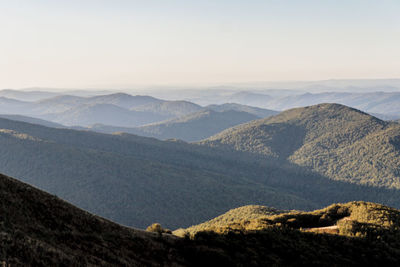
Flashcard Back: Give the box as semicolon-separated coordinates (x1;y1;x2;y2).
1;0;400;89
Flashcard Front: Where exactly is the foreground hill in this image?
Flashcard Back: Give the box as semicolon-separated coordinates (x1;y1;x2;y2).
3;172;400;266
91;109;260;142
179;201;400;236
202;103;400;188
176;205;285;235
0;172;182;266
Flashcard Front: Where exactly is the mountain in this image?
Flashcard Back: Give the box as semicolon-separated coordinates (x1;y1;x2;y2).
42;103;168;127
0;97;31;114
261;92;400;115
134;109;260;141
90;109;260;142
0;114;65;128
0;89;59;101
86;93;162;109
3;172;400;265
226;91;273;107
206;103;279;118
202;103;400;188
33;93;163;115
186;90;400;118
369;112;400;121
0;117;322;229
2;116;400;229
131;100;202;118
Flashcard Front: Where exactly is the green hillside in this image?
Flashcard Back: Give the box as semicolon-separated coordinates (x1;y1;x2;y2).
180;201;400;236
202;103;400;188
175;205;285;236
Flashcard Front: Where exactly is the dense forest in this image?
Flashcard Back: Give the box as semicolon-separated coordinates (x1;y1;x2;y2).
202;103;400;188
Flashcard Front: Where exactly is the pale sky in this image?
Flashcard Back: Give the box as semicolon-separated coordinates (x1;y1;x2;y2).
1;0;400;89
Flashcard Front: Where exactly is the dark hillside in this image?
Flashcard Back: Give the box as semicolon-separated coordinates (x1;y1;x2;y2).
2;173;400;266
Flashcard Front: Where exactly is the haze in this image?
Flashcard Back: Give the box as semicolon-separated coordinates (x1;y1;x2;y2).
1;0;400;89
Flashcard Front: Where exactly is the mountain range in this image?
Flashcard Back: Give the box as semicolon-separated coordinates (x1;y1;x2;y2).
0;104;400;229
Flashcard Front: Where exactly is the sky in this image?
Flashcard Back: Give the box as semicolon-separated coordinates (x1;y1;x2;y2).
1;0;400;89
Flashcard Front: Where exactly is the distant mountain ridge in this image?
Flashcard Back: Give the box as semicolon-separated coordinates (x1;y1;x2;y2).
0;114;65;128
131;100;202;118
90;109;262;141
206;103;278;118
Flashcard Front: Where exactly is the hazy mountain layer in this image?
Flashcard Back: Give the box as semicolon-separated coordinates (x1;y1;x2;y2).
0;114;65;128
91;109;260;142
42;103;169;127
206;103;279;118
131;100;202;118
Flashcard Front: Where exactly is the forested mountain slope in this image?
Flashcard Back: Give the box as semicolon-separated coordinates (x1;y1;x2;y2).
0;117;314;229
202;103;400;188
0;114;400;229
